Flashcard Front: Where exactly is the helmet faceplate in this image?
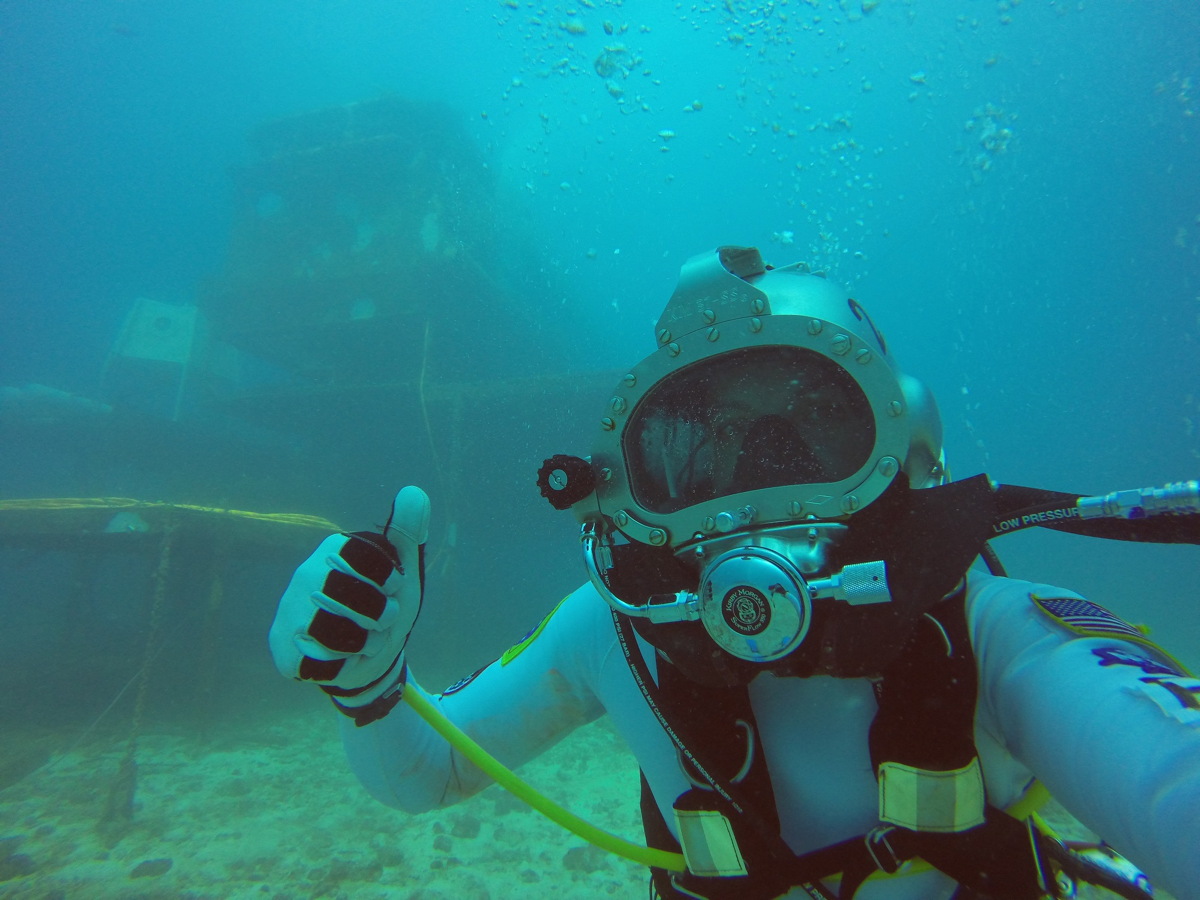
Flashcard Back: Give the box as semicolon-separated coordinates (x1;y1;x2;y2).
587;246;943;551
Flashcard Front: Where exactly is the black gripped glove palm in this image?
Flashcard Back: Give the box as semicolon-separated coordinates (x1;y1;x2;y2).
269;486;430;725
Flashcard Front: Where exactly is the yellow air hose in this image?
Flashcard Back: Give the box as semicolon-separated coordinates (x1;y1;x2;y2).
404;685;1054;883
401;688;686;872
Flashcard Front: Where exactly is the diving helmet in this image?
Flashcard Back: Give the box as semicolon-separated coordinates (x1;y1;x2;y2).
539;246;981;681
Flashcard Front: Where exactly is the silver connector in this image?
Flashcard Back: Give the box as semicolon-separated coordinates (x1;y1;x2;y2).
808;560;892;606
1077;480;1200;520
581;522;699;623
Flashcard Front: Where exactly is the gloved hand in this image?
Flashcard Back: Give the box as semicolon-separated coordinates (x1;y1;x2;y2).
269;486;431;725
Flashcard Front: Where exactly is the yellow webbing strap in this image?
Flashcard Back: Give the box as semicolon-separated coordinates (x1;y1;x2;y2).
862;778;1052;885
401;688;686;872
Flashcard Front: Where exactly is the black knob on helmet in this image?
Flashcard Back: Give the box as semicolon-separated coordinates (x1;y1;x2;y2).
537;455;596;510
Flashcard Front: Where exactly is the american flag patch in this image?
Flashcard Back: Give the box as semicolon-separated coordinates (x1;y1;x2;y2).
1032;594;1146;641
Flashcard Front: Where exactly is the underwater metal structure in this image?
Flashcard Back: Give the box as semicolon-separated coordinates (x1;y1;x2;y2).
203;94;513;384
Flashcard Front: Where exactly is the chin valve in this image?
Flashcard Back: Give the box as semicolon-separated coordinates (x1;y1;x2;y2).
537;455;596;510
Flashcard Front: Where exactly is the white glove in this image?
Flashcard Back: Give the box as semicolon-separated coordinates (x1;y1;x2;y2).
269;486;430;725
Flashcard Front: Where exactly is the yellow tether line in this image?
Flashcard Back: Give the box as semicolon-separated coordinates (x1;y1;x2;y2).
402;688;687;873
0;497;340;531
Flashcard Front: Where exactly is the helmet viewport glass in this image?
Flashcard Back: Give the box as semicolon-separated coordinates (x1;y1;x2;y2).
624;346;876;514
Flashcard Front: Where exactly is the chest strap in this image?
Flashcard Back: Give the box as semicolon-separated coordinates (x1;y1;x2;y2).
870;590;985;832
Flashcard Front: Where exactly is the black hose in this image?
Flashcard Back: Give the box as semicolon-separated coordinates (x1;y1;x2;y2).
992;485;1200;545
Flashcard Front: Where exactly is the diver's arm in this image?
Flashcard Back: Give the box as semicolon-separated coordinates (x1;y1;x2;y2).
969;573;1200;900
340;584;610;814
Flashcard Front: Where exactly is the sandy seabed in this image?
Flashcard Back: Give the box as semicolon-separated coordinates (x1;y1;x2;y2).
0;710;1172;900
0;711;646;900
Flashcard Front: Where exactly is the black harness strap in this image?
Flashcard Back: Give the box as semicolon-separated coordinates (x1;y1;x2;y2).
620;592;1050;899
824;592;1045;898
615;610;832;899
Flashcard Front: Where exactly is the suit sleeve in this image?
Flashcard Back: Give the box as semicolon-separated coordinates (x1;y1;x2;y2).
969;574;1200;900
338;584;612;814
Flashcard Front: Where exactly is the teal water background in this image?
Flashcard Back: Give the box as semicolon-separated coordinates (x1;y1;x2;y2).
0;0;1197;748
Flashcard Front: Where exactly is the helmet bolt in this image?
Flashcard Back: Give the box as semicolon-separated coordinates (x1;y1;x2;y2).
648;529;667;546
788;500;804;517
615;510;629;527
877;457;899;478
887;400;904;417
701;516;716;532
657;328;672;344
707;326;720;342
702;308;716;324
751;297;766;314
599;467;613;482
807;319;823;335
749;316;763;333
840;494;861;514
600;416;616;431
610;396;627;414
855;348;872;364
831;334;851;356
622;373;637;387
667;341;681;357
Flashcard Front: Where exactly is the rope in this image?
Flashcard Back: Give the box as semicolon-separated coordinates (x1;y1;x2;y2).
0;496;340;531
125;520;176;758
97;518;178;844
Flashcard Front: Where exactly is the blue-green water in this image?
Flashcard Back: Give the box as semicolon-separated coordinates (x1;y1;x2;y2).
0;2;1196;897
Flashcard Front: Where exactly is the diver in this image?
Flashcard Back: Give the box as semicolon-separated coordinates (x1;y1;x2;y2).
270;246;1200;899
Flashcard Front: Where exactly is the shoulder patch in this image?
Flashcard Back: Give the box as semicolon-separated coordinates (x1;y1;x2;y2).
1093;646;1182;677
1033;593;1190;677
1032;594;1146;641
442;662;489;696
1130;675;1200;726
500;595;570;667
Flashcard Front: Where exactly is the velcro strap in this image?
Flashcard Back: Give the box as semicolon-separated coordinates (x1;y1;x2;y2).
878;757;986;833
674;808;748;878
341;531;401;581
307;607;368;655
323;569;388;620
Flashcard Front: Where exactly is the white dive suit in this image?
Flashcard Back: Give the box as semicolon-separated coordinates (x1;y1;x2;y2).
341;571;1200;899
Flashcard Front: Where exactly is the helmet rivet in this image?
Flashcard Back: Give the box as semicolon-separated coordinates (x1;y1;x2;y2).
807;319;823;335
840;494;861;514
615;510;629;527
611;396;627;414
749;316;763;333
599;467;613;482
751;297;766;314
855;348;872;364
622;373;637;387
788;500;804;517
887;400;904;417
667;341;681;357
701;516;716;532
648;528;667;546
600;416;616;431
702;308;716;324
877;457;899;478
657;328;672;345
831;334;852;355
707;326;720;342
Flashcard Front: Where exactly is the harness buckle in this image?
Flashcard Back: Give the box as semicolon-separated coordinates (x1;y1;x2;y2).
865;825;903;874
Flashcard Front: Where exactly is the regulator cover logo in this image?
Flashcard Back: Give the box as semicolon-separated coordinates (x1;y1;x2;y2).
722;586;771;635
